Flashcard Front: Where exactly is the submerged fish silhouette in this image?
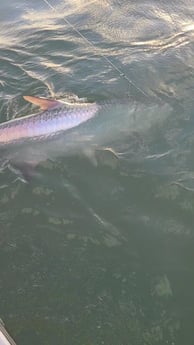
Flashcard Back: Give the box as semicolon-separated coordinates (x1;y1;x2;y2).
0;95;172;181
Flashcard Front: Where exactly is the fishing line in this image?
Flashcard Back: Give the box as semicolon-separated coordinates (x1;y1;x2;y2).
41;0;148;97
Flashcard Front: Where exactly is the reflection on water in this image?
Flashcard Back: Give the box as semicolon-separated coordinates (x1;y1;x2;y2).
0;0;194;344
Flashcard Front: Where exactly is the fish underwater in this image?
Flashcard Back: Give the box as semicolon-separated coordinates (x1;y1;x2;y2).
0;94;172;181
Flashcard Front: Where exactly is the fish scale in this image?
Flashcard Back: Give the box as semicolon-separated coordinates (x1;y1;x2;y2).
0;101;99;145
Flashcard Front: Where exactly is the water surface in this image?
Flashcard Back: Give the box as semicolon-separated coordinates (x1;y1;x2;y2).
0;0;194;344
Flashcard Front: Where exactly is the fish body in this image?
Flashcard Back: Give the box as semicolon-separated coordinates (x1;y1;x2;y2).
0;100;99;147
0;95;172;179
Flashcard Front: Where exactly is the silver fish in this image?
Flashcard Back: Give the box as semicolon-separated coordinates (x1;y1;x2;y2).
0;95;172;180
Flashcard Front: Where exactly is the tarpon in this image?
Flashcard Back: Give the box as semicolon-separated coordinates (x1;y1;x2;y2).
0;95;172;181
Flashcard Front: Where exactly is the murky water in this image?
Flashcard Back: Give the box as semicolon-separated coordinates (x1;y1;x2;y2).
0;1;194;344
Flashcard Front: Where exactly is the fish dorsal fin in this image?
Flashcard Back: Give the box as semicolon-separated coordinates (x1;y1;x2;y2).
23;96;62;110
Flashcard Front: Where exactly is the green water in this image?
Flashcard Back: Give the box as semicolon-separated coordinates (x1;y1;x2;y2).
0;1;194;344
